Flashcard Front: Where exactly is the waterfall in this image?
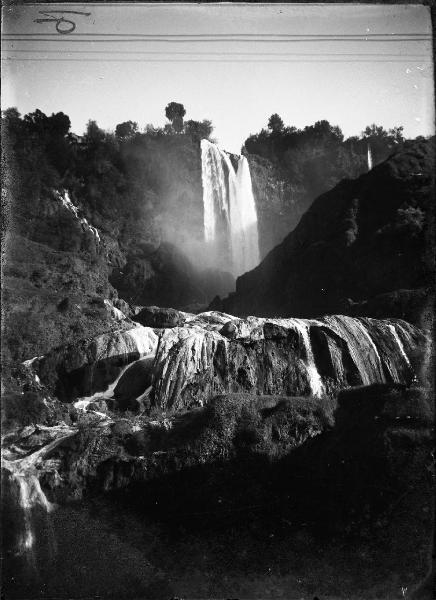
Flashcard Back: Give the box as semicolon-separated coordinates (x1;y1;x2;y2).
148;313;424;410
200;139;260;277
232;155;261;276
287;318;325;398
2;426;77;556
201;139;230;243
367;143;373;171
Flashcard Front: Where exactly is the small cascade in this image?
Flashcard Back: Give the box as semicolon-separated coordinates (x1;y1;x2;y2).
367;143;373;171
387;324;411;367
323;315;386;385
2;426;77;556
288;319;325;398
57;191;101;243
74;351;156;414
200;139;260;277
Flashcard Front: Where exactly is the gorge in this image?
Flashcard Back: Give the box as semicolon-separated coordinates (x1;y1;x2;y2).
2;108;434;599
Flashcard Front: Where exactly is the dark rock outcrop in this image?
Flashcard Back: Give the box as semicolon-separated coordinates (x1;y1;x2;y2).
32;326;158;402
247;153;310;258
223;139;435;327
2;134;235;367
114;356;155;411
134;306;186;329
2;191;119;365
3;383;433;600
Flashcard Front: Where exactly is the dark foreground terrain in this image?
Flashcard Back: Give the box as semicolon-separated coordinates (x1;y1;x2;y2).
2;381;434;599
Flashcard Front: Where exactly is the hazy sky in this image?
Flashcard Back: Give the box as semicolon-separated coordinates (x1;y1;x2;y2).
2;2;434;153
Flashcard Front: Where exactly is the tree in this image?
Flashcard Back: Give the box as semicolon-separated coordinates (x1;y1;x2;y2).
115;120;138;139
22;109;70;138
389;126;404;144
184;119;213;142
307;120;344;144
165;102;186;131
172;115;184;134
2;107;22;128
23;109;49;133
360;123;406;167
362;124;388;139
84;120;106;145
1;108;23;141
144;123;164;137
267;113;284;133
48;112;71;137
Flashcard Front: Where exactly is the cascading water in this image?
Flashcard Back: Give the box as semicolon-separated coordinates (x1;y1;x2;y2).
2;426;77;556
201;139;230;243
201;139;260;277
287;318;325;398
367;143;373;171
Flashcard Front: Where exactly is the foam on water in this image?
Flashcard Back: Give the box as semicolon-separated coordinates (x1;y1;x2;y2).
201;139;260;276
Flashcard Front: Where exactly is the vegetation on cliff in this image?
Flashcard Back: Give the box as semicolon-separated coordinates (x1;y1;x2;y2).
2;104;432;364
245;114;410;198
223;137;435;326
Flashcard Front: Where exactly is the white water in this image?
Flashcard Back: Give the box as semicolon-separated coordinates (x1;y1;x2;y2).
2;426;77;555
58;191;101;243
324;316;386;385
288;319;325;398
201;139;260;277
367;143;373;171
74;351;155;413
201;139;229;242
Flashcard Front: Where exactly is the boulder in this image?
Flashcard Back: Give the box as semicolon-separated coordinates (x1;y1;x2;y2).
134;306;185;329
111;419;134;437
86;400;108;414
220;321;238;339
112;297;131;317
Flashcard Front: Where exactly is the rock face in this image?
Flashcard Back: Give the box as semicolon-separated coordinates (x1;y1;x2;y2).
109;243;235;309
2;306;432;600
28;311;427;413
133;306;186;329
223;139;435;327
2;134;235;368
33;326;158;402
114;357;155;411
247;153;310;258
150;313;426;411
2;190;121;365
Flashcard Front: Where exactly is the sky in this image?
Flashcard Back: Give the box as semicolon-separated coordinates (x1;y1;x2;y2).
2;2;434;153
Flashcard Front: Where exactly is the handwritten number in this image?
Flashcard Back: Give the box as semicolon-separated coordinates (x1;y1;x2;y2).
34;11;91;35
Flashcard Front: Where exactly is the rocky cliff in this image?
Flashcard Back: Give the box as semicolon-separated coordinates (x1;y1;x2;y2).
223;139;435;327
2;188;130;365
2;113;433;599
247;153;313;258
17;309;428;414
3;109;380;373
1;128;231;367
